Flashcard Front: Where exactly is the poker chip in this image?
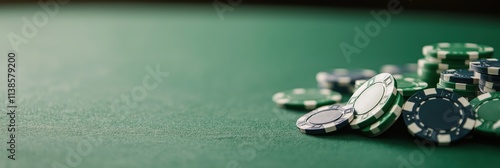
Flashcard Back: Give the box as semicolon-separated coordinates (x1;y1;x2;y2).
479;80;500;89
380;64;417;74
436;84;477;101
438;79;479;91
296;104;354;134
347;73;398;129
470;92;500;136
272;88;342;110
360;93;403;137
402;88;475;145
316;69;376;93
479;83;498;93
469;58;500;76
424;55;472;65
478;73;500;82
422;42;494;60
393;75;428;97
418;59;469;70
440;69;479;84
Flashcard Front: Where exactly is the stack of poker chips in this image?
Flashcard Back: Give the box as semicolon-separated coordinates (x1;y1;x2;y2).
437;69;479;100
470;58;500;93
316;69;376;94
418;42;494;87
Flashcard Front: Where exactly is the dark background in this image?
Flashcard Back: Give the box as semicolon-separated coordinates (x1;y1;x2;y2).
2;0;499;15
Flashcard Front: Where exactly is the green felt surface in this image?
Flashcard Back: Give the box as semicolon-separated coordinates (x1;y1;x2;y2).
1;3;500;168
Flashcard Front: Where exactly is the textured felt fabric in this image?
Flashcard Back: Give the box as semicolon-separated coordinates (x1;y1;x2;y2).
1;4;500;168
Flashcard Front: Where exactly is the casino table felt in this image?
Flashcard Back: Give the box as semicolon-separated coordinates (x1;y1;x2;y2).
1;4;500;168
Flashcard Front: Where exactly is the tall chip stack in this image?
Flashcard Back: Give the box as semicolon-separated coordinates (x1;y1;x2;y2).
470;58;500;93
418;43;494;88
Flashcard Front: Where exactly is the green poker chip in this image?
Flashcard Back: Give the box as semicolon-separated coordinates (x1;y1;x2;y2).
418;59;469;70
470;92;500;137
424;55;472;65
348;73;398;129
436;84;478;100
393;75;428;97
439;79;479;91
360;92;403;137
422;42;494;60
272;88;342;110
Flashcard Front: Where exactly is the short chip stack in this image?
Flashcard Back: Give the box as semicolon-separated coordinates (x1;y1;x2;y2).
418;43;494;87
470;58;500;93
437;69;479;100
347;73;404;137
316;69;376;94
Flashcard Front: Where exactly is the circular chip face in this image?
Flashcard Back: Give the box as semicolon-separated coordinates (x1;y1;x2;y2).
347;73;398;129
402;88;475;145
470;92;500;136
272;88;342;110
296;104;354;134
360;93;403;137
423;42;494;60
418;59;469;70
380;64;418;74
441;69;479;84
438;79;479;91
469;58;500;76
393;75;428;96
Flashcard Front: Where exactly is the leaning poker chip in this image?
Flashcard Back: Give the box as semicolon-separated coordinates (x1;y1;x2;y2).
470;92;500;136
440;69;479;84
402;88;475;145
418;59;469;70
296;104;354;134
469;58;500;75
272;88;342;110
360;93;403;137
393;75;428;96
347;73;398;129
423;42;494;60
438;79;479;91
380;64;417;74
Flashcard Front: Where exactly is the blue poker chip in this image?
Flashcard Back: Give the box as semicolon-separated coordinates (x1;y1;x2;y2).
316;69;376;93
296;104;354;134
440;69;479;84
469;58;500;76
478;73;500;82
402;88;475;145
